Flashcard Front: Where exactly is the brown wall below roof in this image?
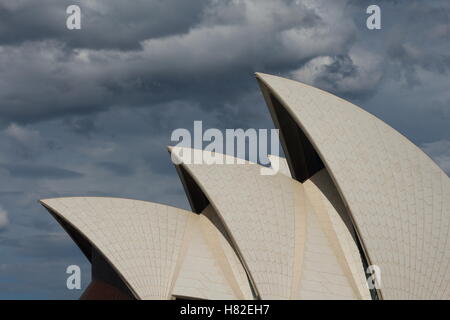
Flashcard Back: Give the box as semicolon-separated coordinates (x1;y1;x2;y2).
79;249;136;300
80;280;134;300
85;248;137;300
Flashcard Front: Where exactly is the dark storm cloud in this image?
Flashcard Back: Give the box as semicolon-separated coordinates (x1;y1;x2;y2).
0;0;448;128
312;54;381;100
0;0;349;125
1;164;83;179
0;0;208;50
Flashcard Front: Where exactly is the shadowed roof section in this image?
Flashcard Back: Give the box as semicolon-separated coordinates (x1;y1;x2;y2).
256;72;450;300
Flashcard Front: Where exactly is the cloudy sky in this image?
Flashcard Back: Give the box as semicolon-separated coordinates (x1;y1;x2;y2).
0;0;448;299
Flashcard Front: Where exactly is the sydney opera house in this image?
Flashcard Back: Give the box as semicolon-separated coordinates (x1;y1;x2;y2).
40;73;450;300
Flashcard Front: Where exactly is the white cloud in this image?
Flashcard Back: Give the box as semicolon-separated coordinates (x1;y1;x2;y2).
4;123;42;146
289;48;383;97
290;55;333;84
2;123;46;159
0;205;9;230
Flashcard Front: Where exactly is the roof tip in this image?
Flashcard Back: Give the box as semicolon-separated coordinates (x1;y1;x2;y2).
39;197;63;205
255;72;277;84
39;199;51;207
255;72;268;78
167;145;174;152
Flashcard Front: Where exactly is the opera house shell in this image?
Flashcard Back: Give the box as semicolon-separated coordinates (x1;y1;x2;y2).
40;73;450;300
